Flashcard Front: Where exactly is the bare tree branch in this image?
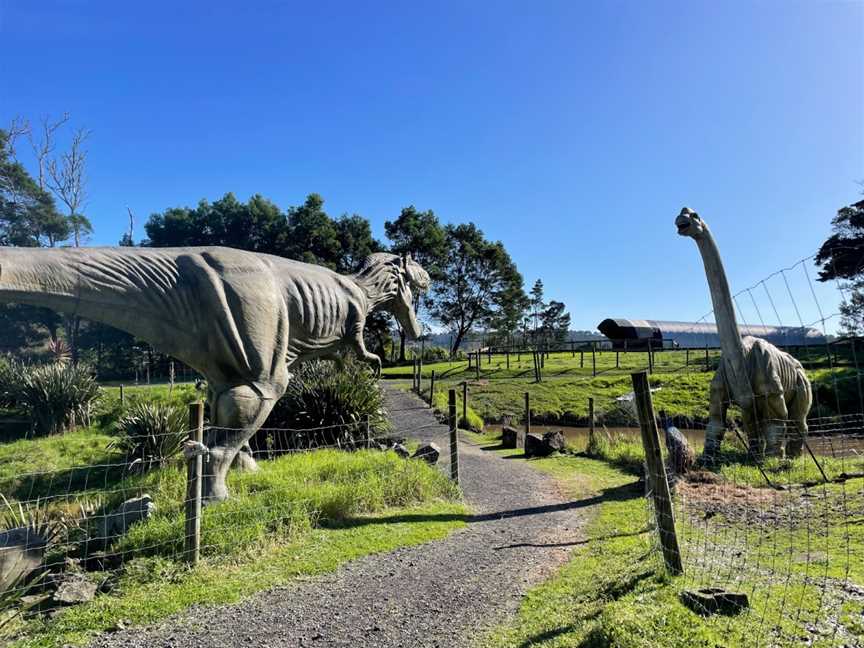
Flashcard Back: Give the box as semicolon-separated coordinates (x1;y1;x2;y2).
28;113;69;190
6;116;31;160
47;126;91;246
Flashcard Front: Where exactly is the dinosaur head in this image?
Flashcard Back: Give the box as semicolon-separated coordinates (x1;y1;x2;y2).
675;207;708;240
392;253;430;340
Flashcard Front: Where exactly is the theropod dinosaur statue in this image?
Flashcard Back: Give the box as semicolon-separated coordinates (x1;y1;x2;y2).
0;247;429;501
676;207;812;461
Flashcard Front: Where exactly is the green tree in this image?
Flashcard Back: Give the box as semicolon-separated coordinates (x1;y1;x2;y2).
815;199;864;334
384;206;447;359
539;300;571;344
427;223;525;355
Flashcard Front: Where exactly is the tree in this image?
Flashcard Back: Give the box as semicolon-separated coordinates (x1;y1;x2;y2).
539;300;571;344
815;199;864;334
384;206;447;359
529;279;545;341
427;223;525;355
46;127;92;246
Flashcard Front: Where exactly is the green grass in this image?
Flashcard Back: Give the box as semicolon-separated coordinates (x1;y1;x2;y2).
385;350;864;426
474;433;864;648
4;448;466;648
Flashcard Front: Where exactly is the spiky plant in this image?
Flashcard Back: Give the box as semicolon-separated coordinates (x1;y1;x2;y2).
14;362;100;436
110;402;188;472
257;357;390;452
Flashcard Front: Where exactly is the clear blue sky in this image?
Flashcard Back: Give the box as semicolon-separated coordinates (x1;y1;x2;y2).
2;0;861;333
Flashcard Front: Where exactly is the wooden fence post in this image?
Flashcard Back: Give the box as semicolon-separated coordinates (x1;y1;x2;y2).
588;397;595;448
506;350;510;370
475;351;481;381
591;343;597;377
685;348;689;369
462;381;468;429
185;402;204;565
580;349;584;368
615;351;620;369
448;389;459;483
647;339;654;374
365;414;371;448
631;371;684;576
523;391;530;449
429;370;436;407
704;345;709;372
418;356;424;393
119;384;125;407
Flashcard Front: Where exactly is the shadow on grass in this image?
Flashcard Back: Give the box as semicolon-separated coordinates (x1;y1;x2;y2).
3;461;128;501
333;480;642;529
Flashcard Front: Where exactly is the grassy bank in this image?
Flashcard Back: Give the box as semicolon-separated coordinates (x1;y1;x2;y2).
472;432;864;647
4;445;465;647
385;349;862;426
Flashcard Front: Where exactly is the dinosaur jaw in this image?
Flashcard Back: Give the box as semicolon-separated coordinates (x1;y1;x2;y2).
393;284;422;340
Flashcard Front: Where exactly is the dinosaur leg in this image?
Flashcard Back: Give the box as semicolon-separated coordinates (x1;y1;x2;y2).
701;371;728;466
202;384;277;503
784;372;812;458
352;329;382;376
762;393;788;459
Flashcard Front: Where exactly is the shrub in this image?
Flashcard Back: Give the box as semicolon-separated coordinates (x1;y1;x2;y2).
109;402;188;472
256;357;390;453
14;362;101;436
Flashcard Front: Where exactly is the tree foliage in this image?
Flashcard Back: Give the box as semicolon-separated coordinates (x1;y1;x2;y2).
426;223;525;354
816;199;864;334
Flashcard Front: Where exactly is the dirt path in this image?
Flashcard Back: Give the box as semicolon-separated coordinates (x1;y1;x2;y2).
90;387;589;648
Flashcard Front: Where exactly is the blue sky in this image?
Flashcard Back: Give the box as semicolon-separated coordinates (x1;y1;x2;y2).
1;0;861;333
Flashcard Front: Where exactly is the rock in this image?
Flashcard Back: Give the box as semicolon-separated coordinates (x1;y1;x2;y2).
52;573;97;605
524;433;545;458
542;430;566;453
98;495;155;541
391;443;410;459
0;527;49;593
501;426;519;449
680;588;748;616
411;443;440;464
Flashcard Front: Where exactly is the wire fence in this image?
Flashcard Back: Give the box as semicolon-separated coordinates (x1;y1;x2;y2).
0;414;452;630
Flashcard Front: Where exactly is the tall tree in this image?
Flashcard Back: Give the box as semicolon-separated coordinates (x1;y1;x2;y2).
539;300;571;344
529;279;545;341
815;199;864;334
384;206;447;359
427;223;525;355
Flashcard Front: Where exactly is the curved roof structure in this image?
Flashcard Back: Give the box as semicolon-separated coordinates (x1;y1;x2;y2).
597;318;826;349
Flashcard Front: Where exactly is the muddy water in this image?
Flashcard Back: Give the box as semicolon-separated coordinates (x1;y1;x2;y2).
485;424;864;457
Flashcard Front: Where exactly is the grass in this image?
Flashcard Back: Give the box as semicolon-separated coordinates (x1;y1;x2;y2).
4;448;466;647
472;431;864;648
384;349;864;426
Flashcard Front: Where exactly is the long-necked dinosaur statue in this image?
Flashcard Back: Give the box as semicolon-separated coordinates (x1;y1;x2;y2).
0;247;429;501
675;207;812;461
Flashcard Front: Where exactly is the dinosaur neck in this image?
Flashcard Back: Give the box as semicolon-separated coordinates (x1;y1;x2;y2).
694;228;750;399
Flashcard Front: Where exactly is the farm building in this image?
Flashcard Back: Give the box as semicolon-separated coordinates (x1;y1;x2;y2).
597;318;826;350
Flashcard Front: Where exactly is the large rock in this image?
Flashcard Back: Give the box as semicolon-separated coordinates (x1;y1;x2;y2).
411;443;441;464
0;527;48;593
98;495;155;542
524;430;566;458
52;572;97;605
391;443;410;459
501;426;519;449
543;429;566;453
524;433;545;458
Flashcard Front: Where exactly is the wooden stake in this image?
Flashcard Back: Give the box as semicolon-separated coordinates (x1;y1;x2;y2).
523;391;530;449
448;389;459;483
588;397;595;448
185;402;204;565
462;381;468;429
631;372;683;576
429;370;436;407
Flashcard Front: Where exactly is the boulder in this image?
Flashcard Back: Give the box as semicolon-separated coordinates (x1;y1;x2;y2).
97;495;155;542
391;443;410;459
0;527;48;593
411;443;441;464
52;572;97;605
524;433;546;458
501;426;519;449
542;429;566;453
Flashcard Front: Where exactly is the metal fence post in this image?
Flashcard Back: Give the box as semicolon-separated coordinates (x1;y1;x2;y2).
448;389;459;483
631;371;683;576
185;401;204;565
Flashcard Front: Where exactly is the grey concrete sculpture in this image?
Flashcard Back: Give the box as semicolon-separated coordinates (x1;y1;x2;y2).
0;247;429;501
676;208;812;460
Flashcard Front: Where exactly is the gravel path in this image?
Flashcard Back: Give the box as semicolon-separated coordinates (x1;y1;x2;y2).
90;386;590;648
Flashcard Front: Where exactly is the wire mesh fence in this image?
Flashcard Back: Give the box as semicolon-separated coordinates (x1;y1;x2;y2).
0;413;453;632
